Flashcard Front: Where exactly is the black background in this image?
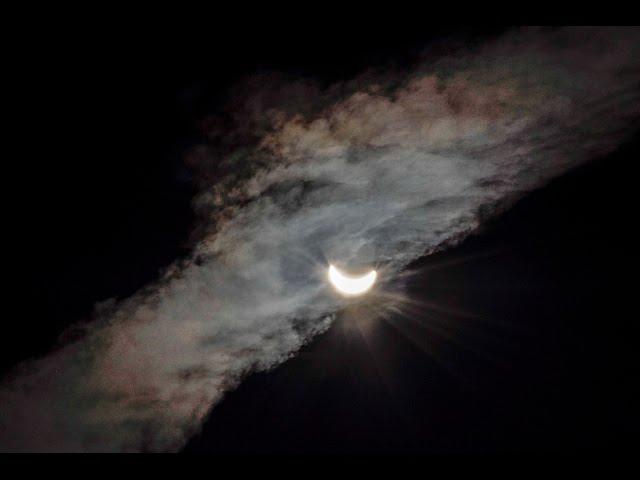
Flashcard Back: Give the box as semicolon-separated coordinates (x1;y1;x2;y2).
5;18;640;461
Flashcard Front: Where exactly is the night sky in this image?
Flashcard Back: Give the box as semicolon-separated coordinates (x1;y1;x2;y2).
4;22;640;459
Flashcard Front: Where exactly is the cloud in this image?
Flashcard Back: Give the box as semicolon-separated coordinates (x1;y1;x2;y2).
2;27;639;452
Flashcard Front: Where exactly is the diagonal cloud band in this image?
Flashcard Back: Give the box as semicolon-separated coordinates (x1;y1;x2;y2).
1;27;639;451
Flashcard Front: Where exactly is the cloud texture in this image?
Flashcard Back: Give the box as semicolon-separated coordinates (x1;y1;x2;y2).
2;27;639;451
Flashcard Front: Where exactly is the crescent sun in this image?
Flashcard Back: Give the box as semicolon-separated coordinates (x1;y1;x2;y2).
328;264;377;296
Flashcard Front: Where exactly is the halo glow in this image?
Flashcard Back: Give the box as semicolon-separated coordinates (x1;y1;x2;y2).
328;264;377;296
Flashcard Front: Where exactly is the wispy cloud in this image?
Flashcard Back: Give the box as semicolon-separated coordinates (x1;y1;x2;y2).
1;27;639;452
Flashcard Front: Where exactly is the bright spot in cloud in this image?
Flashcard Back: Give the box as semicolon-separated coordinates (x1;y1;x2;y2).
328;264;377;297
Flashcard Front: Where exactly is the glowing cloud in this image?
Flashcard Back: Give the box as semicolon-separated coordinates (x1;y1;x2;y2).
1;27;639;452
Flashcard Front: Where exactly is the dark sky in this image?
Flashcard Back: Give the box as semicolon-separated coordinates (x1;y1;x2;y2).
7;23;640;458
